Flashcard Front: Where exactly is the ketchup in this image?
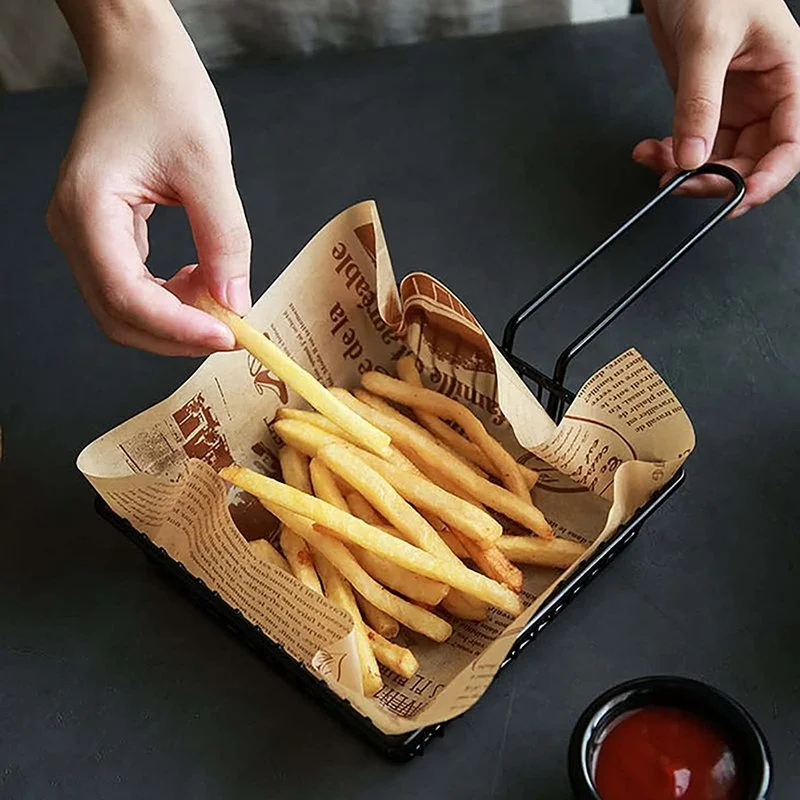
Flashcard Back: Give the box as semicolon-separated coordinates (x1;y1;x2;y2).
593;706;741;800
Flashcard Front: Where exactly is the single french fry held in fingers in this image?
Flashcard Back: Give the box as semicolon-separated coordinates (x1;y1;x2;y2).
220;465;523;615
395;356;538;490
278;445;313;494
329;389;553;538
498;535;587;569
314;551;383;696
366;628;419;679
362;371;530;501
357;596;400;639
279;524;323;594
317;443;457;561
340;445;501;547
266;504;453;641
194;291;391;457
451;529;524;593
250;538;290;573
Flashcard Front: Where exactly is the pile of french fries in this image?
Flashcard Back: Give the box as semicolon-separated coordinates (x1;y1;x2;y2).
196;293;588;697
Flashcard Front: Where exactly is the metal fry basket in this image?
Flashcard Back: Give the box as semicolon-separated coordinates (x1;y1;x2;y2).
95;164;746;761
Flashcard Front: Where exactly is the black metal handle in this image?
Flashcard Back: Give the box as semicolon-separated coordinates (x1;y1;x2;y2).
501;164;745;418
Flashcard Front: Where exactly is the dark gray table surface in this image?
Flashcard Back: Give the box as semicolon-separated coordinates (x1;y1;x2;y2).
2;11;799;800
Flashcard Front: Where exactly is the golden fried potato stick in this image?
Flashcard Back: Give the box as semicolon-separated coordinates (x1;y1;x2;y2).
277;407;364;447
313;551;382;696
311;458;448;606
274;418;418;475
266;504;453;641
250;538;290;572
438;528;470;559
450;529;524;593
195;292;391;457
277;446;322;593
362;371;529;501
219;465;523;615
344;492;386;525
352;389;488;478
366;628;419;679
498;535;587;570
440;590;489;621
330;389;553;539
319;443;490;563
357;596;400;639
395;357;539;490
278;446;313;493
347;483;489;621
339;445;501;547
279;524;323;594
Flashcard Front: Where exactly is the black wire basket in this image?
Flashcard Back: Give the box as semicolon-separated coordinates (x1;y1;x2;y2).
95;164;745;762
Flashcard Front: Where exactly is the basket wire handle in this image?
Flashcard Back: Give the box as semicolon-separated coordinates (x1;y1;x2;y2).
501;163;745;418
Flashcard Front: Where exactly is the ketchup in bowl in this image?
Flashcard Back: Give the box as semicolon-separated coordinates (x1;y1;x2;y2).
593;706;740;799
568;677;772;800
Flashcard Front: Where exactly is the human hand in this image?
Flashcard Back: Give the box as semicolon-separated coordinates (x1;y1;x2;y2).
48;0;250;355
634;0;800;216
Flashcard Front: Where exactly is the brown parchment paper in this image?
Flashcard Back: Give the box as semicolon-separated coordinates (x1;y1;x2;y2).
77;201;694;735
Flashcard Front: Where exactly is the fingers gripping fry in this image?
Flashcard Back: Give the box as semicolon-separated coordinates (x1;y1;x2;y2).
195;291;391;456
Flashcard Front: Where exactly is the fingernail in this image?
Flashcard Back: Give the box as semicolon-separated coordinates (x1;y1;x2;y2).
225;276;252;315
676;137;707;169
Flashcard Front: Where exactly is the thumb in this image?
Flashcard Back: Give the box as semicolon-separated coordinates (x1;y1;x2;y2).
672;32;733;170
182;163;252;315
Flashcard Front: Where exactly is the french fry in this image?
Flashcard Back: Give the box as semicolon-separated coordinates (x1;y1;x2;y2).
312;457;448;606
314;551;382;696
345;492;386;526
439;527;470;559
274;418;418;476
219;465;523;615
451;529;524;593
498;535;587;569
250;538;290;572
277;446;323;593
362;371;530;501
278;446;313;494
279;524;323;594
396;356;538;490
340;445;501;547
266;504;453;641
330;389;553;538
441;591;489;621
277;407;364;447
352;389;488;478
309;458;350;512
195;291;391;457
366;628;419;679
357;596;400;639
318;443;457;561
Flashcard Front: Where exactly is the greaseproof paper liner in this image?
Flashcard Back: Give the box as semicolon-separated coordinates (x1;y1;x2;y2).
78;202;693;734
